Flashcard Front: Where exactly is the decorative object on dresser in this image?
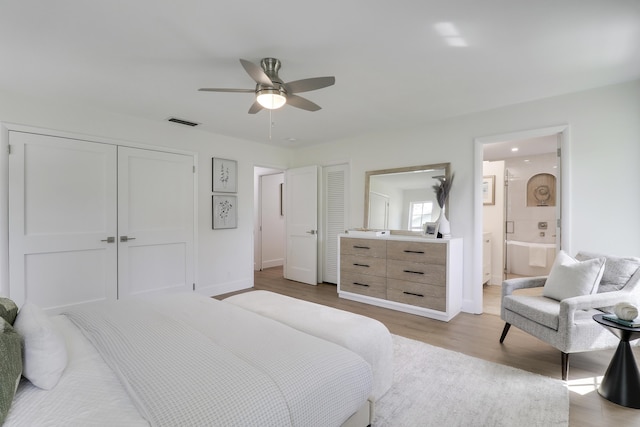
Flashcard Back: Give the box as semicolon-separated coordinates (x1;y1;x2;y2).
338;235;463;321
432;173;454;238
423;221;439;238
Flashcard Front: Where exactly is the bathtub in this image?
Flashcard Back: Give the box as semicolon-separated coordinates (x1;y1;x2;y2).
506;240;556;277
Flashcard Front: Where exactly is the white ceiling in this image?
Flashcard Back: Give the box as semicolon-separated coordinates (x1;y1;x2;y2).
1;1;638;149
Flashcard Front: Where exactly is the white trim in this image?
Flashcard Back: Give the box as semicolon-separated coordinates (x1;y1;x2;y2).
2;122;196;156
471;124;570;314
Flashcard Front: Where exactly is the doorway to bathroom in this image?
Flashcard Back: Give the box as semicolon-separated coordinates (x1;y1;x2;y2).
480;128;564;315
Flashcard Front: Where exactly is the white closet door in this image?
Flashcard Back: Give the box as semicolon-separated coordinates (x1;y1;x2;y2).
117;147;195;298
323;164;349;284
8;132;118;311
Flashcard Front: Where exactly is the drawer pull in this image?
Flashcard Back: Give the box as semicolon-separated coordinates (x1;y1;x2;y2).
403;250;425;254
353;282;370;287
403;291;424;298
403;270;425;275
353;263;370;268
353;245;370;249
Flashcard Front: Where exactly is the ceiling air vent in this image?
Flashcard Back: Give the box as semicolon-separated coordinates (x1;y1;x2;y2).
168;117;199;127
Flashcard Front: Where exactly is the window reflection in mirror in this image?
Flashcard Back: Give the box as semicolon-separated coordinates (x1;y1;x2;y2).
364;163;450;232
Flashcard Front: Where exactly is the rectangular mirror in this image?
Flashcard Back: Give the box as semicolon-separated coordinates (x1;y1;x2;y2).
364;163;450;233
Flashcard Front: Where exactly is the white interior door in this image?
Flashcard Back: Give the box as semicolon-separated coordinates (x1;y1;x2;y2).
117;147;195;298
285;165;318;285
8;132;118;311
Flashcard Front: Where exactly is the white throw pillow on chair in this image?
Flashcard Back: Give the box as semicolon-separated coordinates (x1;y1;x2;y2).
543;250;606;301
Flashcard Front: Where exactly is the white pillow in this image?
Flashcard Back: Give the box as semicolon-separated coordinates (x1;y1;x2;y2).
543;251;606;301
13;303;67;390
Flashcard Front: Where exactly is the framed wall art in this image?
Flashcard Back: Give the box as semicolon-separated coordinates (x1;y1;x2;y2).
212;195;237;229
483;175;495;205
212;157;237;193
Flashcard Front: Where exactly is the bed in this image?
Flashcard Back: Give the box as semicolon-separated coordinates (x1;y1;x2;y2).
1;292;374;426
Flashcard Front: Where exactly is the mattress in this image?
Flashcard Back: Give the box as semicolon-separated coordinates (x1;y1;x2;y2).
5;293;373;427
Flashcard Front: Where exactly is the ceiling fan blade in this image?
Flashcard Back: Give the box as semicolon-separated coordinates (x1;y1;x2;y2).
248;100;263;114
240;58;273;86
198;88;254;93
287;94;322;112
284;76;335;94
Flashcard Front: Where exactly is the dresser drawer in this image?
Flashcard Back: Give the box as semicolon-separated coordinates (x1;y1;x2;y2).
387;279;446;311
340;254;386;277
387;260;446;285
340;271;387;299
341;238;387;258
387;240;446;264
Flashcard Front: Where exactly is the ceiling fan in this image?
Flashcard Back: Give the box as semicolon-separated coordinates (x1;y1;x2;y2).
199;58;335;114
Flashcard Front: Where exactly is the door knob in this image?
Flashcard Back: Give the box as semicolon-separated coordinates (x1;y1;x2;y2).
306;230;316;235
120;236;137;242
101;237;115;243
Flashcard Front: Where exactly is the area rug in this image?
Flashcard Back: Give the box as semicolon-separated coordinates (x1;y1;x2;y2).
373;335;568;427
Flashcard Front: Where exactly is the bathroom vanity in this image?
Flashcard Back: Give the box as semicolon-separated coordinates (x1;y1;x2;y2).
338;234;463;321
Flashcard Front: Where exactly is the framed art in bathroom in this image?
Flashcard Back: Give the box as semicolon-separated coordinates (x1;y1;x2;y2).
483;175;495;205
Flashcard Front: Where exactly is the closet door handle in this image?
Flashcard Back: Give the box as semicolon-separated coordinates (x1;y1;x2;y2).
120;236;136;242
101;237;115;243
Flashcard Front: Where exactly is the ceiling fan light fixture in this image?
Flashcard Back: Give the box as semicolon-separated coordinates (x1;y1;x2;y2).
257;88;286;109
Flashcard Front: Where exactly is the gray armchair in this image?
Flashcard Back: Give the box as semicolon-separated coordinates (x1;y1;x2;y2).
499;251;640;380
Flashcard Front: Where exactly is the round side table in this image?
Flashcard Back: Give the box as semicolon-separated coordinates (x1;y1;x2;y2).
593;314;640;408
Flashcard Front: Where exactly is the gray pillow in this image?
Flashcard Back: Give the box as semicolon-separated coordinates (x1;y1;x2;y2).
576;252;640;293
0;318;22;424
0;298;18;326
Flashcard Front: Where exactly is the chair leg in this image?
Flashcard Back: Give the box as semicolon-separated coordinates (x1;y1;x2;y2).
499;323;511;343
561;352;569;381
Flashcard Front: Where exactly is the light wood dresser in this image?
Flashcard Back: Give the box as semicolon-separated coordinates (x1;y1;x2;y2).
338;234;463;321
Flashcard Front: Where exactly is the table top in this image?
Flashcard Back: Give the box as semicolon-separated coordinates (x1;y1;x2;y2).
593;313;640;342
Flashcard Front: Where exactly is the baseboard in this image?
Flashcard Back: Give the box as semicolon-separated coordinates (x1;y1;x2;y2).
261;259;284;269
195;277;253;297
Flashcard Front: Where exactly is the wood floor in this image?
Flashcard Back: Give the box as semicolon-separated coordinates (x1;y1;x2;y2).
217;267;640;426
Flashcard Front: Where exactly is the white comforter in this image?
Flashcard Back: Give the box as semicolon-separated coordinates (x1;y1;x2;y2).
7;293;373;427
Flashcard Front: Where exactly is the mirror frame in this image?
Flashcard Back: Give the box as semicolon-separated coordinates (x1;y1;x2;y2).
363;162;451;232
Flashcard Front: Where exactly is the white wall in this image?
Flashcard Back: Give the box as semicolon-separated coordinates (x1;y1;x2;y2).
291;79;640;313
0;90;292;297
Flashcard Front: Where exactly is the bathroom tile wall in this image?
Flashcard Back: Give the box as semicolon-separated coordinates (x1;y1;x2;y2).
505;152;557;244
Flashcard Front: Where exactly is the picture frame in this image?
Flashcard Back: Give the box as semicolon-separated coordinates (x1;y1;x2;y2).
212;195;237;229
212;158;237;193
423;221;439;238
483;175;495;205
